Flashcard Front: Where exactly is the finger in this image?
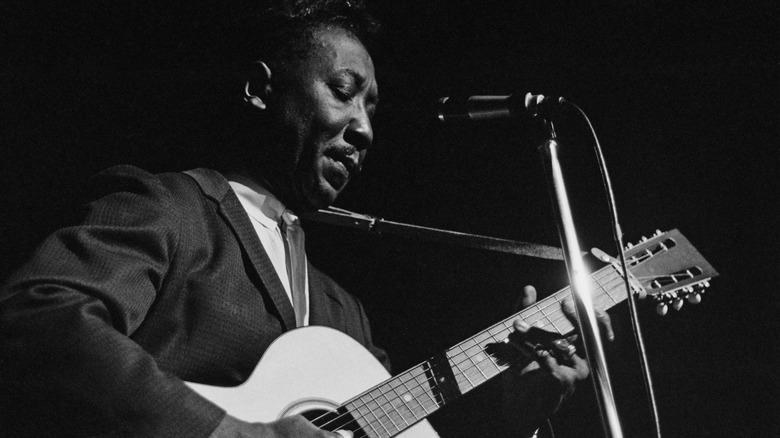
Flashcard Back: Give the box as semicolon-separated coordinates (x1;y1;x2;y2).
335;430;354;438
534;346;560;372
538;349;589;385
521;360;541;374
561;296;576;323
562;297;614;342
552;338;577;361
521;285;537;308
512;319;531;334
568;354;590;380
597;310;614;341
513;285;537;312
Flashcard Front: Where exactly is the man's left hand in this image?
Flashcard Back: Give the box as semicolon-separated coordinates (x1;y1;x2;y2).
501;285;614;436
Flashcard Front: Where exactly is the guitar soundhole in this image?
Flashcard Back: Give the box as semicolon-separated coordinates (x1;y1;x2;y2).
303;407;364;435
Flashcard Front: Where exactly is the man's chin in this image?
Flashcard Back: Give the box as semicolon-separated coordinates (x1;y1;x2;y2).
299;185;340;212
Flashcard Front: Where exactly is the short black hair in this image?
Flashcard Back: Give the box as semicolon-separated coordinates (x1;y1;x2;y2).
232;0;380;71
195;1;380;171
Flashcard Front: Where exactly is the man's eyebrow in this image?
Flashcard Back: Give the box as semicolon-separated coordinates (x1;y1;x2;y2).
341;68;379;104
340;68;365;84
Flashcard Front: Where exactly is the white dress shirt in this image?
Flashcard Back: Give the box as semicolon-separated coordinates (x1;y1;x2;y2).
227;178;309;326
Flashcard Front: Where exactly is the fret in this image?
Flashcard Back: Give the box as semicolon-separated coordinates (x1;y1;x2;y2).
489;322;511;339
601;271;628;302
525;312;544;328
368;391;400;436
472;330;493;346
477;346;504;376
446;347;469;391
459;354;484;388
372;390;406;431
549;313;574;333
346;364;450;438
548;313;564;334
377;382;414;429
448;348;475;391
406;365;441;415
591;272;611;297
409;367;439;414
538;306;557;329
592;271;615;294
447;328;511;395
349;396;383;438
462;343;490;381
595;293;616;309
397;370;429;418
362;393;394;436
386;379;419;424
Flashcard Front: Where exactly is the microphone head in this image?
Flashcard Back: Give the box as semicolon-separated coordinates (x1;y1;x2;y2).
524;92;567;118
437;95;518;122
437;96;473;122
437;93;567;122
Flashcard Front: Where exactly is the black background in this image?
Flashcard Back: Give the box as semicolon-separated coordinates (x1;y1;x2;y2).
1;1;778;436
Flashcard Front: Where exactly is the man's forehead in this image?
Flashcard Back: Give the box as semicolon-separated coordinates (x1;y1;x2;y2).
309;27;375;77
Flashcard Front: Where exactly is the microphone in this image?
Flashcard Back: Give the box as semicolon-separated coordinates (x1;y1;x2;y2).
436;92;566;122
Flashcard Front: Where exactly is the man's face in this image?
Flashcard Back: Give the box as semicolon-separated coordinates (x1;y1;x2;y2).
265;26;377;212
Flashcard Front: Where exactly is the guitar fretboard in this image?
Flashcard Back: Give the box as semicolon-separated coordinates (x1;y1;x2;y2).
326;264;628;438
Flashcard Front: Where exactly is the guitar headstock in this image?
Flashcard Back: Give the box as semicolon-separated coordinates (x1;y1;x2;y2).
622;229;718;315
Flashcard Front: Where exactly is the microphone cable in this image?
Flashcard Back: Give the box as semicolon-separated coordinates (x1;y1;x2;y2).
563;99;663;438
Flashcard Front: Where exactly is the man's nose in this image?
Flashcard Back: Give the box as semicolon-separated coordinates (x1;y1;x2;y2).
344;106;373;151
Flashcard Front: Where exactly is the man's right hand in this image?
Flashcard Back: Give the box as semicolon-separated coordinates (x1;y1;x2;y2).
212;414;353;438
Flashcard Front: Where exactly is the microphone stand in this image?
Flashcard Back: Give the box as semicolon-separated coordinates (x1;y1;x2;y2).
539;121;624;438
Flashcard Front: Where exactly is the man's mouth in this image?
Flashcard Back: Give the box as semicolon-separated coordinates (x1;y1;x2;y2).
325;146;359;177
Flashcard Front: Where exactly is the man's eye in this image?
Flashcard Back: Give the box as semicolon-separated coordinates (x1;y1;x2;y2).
331;85;353;101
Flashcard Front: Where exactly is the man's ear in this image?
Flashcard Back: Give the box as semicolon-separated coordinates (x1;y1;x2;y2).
243;61;273;110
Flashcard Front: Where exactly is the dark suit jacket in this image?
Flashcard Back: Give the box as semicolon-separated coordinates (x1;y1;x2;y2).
0;166;389;437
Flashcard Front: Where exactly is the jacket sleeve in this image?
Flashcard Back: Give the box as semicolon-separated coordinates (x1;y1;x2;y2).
0;166;224;437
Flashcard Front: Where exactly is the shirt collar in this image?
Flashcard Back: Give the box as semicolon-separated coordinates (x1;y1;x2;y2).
227;176;288;230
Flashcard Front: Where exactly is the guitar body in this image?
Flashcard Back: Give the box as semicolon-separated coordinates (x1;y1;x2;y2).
187;326;439;437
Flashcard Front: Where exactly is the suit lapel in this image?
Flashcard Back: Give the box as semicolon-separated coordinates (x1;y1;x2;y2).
307;265;330;326
183;169;297;331
307;263;344;330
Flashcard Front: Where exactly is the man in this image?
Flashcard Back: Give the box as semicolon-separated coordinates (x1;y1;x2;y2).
0;1;598;437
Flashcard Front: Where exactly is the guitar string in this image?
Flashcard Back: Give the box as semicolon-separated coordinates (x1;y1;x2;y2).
311;267;623;436
320;300;625;436
311;273;622;436
329;267;668;438
433;245;698;409
446;270;623;390
317;258;657;435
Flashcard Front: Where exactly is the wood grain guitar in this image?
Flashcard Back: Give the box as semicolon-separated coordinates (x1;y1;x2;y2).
188;229;717;438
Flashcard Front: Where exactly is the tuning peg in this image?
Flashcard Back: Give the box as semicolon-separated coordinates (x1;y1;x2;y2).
656;302;668;316
673;297;684;311
626;242;634;249
686;293;702;304
654;229;662;236
641;236;648;242
702;280;710;287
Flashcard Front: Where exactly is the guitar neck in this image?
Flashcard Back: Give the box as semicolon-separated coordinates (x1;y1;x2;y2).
331;264;626;437
446;264;626;393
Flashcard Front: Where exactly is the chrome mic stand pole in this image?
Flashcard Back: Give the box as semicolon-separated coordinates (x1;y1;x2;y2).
539;121;624;438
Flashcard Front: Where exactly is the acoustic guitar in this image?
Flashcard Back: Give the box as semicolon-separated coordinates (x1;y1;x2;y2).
188;229;717;438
